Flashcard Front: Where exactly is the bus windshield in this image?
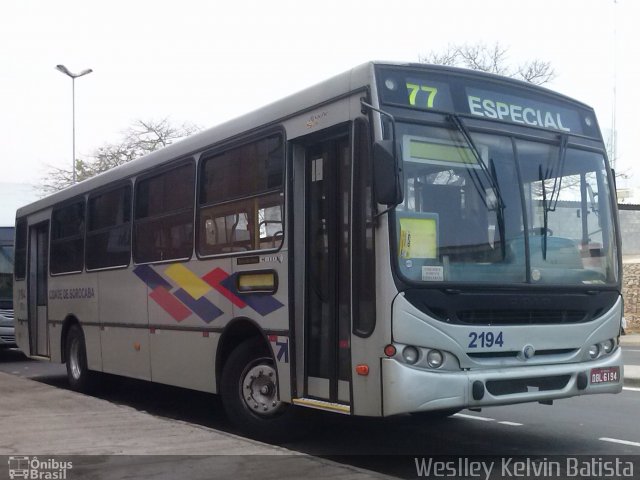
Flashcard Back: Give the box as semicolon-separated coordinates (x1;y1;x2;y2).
395;122;617;286
0;244;14;300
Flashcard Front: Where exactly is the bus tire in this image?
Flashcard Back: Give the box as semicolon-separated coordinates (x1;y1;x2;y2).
220;338;302;442
65;324;97;393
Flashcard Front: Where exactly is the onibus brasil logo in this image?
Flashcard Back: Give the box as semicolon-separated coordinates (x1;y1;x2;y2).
8;456;73;479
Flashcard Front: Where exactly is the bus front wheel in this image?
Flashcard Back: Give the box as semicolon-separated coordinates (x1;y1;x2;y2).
65;324;97;393
220;338;302;442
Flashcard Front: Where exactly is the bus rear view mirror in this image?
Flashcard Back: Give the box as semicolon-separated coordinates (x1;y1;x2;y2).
373;140;402;206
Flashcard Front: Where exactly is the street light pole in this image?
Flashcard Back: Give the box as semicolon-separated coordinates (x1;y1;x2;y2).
55;64;93;184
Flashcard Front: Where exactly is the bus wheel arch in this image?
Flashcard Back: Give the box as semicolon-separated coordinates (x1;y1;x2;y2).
215;317;272;392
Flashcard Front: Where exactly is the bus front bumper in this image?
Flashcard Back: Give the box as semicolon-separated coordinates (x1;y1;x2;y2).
381;347;623;416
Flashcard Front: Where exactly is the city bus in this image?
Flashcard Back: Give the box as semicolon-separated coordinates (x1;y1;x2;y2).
1;226;16;348
14;62;623;440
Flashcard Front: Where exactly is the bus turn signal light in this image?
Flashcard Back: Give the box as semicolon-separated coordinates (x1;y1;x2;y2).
355;364;369;376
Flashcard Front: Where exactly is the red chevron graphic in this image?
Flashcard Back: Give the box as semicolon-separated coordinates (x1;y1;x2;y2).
149;286;191;322
201;268;247;308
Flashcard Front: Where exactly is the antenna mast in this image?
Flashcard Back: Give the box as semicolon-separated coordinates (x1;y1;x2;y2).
611;0;618;169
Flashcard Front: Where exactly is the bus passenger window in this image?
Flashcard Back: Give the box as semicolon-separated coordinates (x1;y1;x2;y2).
203;211;251;252
198;134;284;256
258;204;283;248
86;185;131;270
51;199;85;274
134;162;194;264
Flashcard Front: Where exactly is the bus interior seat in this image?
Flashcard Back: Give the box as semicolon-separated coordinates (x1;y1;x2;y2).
421;183;492;261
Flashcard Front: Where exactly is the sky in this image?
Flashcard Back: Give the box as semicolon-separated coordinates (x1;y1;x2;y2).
0;0;638;223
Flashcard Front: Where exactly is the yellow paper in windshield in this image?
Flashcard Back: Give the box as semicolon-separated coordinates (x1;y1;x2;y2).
399;217;437;259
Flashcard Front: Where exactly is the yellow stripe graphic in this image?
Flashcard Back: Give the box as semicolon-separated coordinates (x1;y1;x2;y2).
164;264;211;299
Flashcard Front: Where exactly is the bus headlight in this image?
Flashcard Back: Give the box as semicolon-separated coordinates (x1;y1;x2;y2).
427;349;444;368
588;344;600;359
602;339;614;354
402;346;420;364
390;344;460;371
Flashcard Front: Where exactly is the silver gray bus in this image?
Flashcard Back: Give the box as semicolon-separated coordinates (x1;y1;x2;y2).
14;62;623;440
1;226;16;348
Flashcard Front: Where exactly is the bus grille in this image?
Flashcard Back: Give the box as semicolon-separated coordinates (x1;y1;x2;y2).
0;334;15;343
467;348;576;359
456;309;587;325
0;308;14;320
486;375;570;396
403;289;618;327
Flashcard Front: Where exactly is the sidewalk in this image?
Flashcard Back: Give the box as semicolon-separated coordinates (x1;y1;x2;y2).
0;372;388;479
621;333;640;387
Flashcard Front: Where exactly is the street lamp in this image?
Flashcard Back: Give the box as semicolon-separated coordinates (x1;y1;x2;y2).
55;64;93;184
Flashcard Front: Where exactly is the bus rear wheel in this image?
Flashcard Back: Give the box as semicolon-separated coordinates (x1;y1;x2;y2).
220;338;301;442
65;324;97;393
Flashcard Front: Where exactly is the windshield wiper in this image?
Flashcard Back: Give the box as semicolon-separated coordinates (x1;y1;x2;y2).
448;114;506;256
489;158;506;259
546;134;568;211
539;164;549;260
539;134;569;260
447;114;505;211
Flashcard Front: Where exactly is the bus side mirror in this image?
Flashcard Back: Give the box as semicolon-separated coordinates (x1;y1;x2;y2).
373;140;402;206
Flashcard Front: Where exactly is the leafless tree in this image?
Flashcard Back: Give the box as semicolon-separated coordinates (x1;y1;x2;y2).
41;118;200;194
419;42;556;86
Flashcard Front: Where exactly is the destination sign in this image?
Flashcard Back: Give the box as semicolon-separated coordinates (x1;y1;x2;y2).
376;66;599;138
466;87;580;132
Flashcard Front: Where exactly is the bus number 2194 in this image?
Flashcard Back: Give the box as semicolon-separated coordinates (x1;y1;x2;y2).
468;331;504;349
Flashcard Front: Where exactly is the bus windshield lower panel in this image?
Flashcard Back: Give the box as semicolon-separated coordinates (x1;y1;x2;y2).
394;123;617;286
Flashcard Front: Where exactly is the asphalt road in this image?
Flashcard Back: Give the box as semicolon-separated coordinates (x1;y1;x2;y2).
1;347;639;479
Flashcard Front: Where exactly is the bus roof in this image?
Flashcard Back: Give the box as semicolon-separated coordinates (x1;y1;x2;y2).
17;61;596;218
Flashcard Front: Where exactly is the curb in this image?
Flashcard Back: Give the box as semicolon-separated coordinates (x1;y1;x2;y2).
620;334;640;347
624;377;640;388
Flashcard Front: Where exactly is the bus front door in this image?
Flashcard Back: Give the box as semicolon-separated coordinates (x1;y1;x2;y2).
28;221;49;357
301;130;352;410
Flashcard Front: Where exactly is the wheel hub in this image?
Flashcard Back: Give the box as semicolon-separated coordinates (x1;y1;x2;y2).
241;363;281;415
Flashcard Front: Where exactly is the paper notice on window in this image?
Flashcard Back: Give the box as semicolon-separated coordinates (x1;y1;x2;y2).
398;217;437;259
422;265;444;281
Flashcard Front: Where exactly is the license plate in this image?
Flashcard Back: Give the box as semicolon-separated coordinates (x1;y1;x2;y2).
590;367;620;384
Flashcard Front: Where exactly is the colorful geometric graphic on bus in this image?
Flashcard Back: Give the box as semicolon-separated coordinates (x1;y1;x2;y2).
133;264;284;323
148;285;191;322
134;264;222;323
268;335;289;363
173;288;224;322
202;267;284;317
201;268;247;308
